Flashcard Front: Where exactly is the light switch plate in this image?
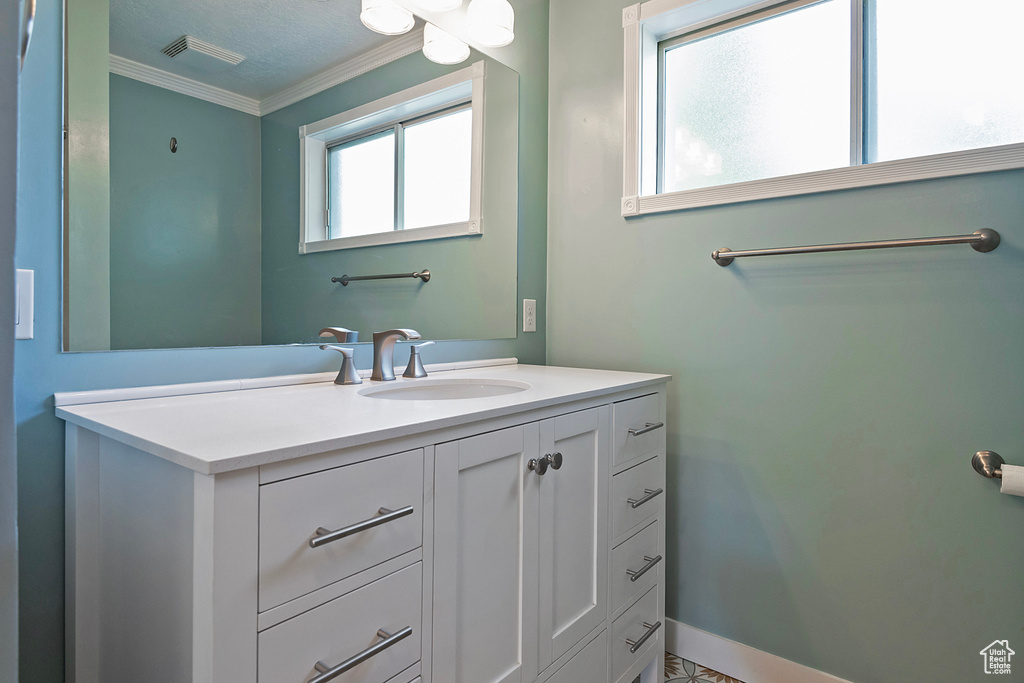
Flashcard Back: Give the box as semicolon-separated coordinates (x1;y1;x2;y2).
16;269;34;340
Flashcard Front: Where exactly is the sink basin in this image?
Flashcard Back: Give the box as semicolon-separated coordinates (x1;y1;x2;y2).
358;377;531;401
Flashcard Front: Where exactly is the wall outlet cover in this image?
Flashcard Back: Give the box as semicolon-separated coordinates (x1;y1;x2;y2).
523;299;536;333
16;269;34;340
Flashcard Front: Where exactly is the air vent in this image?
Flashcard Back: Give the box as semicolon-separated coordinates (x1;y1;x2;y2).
161;36;244;72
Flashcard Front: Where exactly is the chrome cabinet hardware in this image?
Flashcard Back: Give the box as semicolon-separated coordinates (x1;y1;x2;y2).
625;621;661;654
627;488;662;509
528;452;563;476
713;228;1000;267
626;555;662;583
627;422;664;437
332;270;430;286
972;450;1006;479
309;506;414;548
310;626;413;683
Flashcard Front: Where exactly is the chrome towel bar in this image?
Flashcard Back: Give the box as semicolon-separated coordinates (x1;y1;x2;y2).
712;229;1000;267
332;270;430;286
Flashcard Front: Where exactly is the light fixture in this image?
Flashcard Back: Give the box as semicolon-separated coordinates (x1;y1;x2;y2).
466;0;514;48
410;0;463;12
360;0;415;36
423;22;470;65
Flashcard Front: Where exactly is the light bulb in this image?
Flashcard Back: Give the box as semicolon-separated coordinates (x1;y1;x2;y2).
466;0;514;48
360;0;415;36
423;22;470;65
410;0;463;11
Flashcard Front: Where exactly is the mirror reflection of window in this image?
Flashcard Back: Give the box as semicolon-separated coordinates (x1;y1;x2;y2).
326;105;473;239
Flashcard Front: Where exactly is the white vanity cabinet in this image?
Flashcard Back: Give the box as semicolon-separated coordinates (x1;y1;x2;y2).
58;363;668;683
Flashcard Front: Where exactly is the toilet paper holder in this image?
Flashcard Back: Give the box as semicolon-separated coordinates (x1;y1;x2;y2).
971;451;1007;479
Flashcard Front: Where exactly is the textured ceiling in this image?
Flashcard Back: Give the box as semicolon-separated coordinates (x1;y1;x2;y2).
110;0;406;99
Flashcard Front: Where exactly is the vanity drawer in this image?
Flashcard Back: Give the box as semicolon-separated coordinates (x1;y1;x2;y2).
611;520;660;614
611;456;663;540
259;449;424;611
258;563;422;683
611;584;661;683
612;394;663;468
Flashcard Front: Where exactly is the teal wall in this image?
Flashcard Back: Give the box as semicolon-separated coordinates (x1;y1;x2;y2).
13;1;547;681
546;2;1024;682
108;74;262;350
1;0;19;677
260;52;518;345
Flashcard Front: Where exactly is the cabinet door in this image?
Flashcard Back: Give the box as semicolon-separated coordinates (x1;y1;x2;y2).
538;406;610;668
432;424;540;683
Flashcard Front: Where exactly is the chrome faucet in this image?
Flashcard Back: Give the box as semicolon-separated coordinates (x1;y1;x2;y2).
371;329;421;381
319;327;361;385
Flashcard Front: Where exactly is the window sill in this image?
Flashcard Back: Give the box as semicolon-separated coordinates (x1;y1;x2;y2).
299;220;481;254
622;139;1024;218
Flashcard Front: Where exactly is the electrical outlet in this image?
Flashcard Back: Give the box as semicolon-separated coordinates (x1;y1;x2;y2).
523;299;536;333
16;269;34;340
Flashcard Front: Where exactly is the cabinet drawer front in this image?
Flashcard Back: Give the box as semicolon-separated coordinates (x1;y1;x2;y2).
259;563;422;683
612;394;662;468
611;456;663;540
611;584;661;683
610;521;660;614
260;449;424;610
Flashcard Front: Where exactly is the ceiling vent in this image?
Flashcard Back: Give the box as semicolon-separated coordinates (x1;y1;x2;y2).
161;36;244;72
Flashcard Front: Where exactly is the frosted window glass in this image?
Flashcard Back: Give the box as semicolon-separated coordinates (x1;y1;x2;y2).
328;131;395;238
872;0;1024;162
661;0;850;193
404;108;473;230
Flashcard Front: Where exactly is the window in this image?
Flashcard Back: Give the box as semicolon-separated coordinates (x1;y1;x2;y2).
623;0;1024;215
300;63;484;252
326;104;473;239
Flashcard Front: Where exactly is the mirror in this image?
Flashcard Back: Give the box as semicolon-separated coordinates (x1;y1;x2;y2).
63;0;519;351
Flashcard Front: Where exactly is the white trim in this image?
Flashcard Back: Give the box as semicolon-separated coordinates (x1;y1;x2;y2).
52;358;519;407
259;29;425;115
108;55;261;116
622;0;1024;216
108;29;425;118
299;62;485;253
633;142;1024;214
666;619;856;683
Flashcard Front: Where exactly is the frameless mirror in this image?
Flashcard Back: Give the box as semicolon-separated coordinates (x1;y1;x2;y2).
63;0;519;351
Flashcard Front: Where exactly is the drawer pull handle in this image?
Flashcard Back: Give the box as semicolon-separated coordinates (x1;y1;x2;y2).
628;421;664;437
310;626;413;683
627;488;663;509
625;621;662;654
310;506;414;548
626;555;662;582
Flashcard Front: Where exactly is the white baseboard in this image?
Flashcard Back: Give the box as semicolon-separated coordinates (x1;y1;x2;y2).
665;619;855;683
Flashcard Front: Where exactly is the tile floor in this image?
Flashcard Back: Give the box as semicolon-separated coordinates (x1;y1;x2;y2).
665;651;746;683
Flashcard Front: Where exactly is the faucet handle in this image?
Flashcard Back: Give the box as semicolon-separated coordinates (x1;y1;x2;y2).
320;327;357;343
319;345;362;385
403;341;434;378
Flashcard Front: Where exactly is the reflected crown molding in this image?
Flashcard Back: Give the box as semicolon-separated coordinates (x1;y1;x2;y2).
108;28;425;118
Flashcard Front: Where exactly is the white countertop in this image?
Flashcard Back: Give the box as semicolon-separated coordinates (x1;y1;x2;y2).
56;364;669;474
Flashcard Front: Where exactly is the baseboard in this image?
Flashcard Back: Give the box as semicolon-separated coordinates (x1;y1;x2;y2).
665;619;855;683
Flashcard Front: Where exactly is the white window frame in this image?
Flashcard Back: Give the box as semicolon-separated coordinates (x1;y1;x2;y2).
622;0;1024;217
300;61;486;253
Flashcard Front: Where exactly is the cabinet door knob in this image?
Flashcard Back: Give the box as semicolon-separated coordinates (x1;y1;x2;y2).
310;626;413;683
528;457;549;475
546;452;563;470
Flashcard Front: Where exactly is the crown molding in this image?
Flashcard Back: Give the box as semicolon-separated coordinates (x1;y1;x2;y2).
109;30;426;118
257;28;424;115
108;54;261;116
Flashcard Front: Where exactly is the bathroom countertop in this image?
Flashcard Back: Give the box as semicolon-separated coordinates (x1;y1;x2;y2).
56;364;669;474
